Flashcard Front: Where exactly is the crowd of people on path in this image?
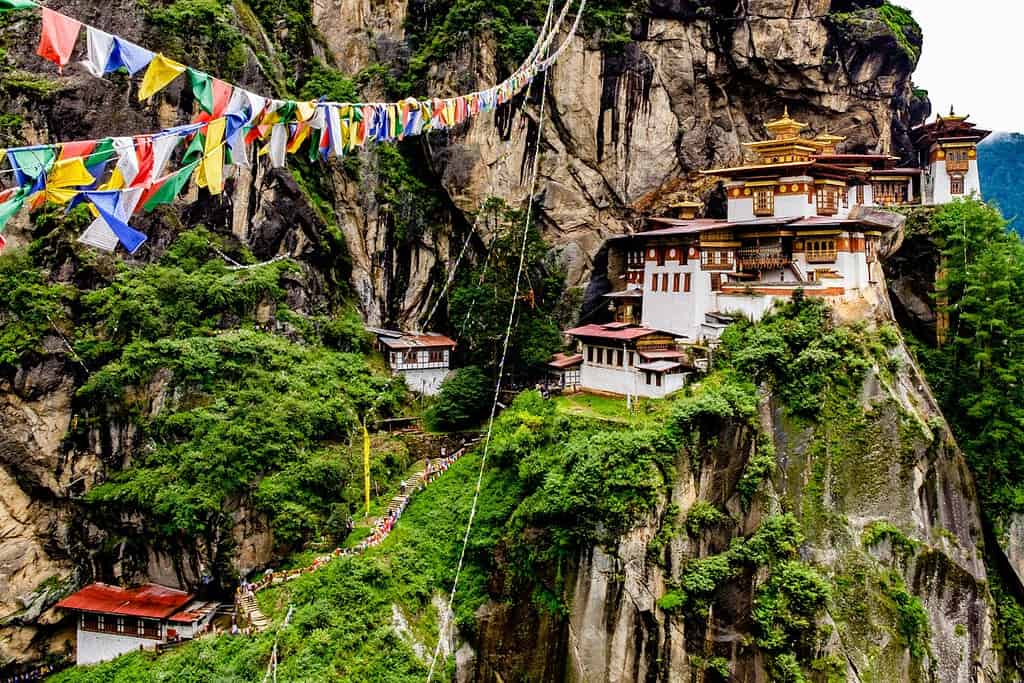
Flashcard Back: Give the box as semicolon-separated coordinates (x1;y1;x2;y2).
2;660;67;682
236;441;473;612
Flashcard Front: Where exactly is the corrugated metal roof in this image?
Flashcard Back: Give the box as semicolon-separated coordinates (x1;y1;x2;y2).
378;333;457;349
564;324;662;341
547;353;583;369
56;583;193;619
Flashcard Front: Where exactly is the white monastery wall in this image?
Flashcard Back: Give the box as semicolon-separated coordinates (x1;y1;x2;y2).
76;627;155;665
399;368;449;395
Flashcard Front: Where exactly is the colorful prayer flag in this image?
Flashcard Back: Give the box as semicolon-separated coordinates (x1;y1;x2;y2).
105;37;153;75
81;27;113;77
138;54;186;100
0;0;36;10
142;160;198;211
196;118;225;194
187;68;214;114
37;8;81;69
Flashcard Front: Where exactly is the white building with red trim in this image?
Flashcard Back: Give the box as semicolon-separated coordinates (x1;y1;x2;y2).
561;108;989;398
55;583;217;665
370;329;456;396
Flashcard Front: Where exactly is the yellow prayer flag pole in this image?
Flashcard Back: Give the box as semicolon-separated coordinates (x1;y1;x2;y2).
362;418;371;516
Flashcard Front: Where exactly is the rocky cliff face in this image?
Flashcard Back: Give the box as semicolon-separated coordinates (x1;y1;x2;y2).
0;0;942;673
468;312;999;682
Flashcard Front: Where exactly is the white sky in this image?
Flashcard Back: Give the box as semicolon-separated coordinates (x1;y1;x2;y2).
898;0;1022;133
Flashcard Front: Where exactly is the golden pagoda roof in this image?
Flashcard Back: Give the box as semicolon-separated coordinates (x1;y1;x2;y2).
764;106;809;140
813;129;846;145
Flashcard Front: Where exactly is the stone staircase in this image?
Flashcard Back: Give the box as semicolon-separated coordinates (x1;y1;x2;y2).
386;461;429;517
237;592;269;632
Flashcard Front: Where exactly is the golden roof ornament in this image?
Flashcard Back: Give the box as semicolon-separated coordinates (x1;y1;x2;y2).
764;105;809;140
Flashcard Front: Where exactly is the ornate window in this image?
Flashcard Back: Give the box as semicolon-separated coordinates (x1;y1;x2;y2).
701;249;734;270
805;239;837;263
816;186;839;216
753;189;774;217
946;148;970;173
856;185;865;204
950;175;964;195
872;181;908;206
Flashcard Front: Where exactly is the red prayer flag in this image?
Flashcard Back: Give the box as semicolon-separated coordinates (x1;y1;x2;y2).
37;8;82;69
137;171;170;208
0;233;6;253
193;79;233;123
59;140;98;161
130;136;154;188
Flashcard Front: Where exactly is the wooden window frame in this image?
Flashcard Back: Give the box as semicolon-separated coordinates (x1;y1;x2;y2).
684;273;692;293
856;185;865;204
587;346;593;363
650;273;658;291
816;185;839;216
596;348;604;365
752;188;774;217
616;349;624;367
672;273;680;292
710;273;722;292
661;273;669;292
805;239;837;263
950;175;964;195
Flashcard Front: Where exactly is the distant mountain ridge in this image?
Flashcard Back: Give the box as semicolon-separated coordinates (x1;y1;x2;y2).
980;132;1024;231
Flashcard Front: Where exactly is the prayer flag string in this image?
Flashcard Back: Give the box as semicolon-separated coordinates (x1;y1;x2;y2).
0;0;585;253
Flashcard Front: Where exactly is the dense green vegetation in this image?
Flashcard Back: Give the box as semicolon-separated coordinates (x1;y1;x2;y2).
50;448;522;682
426;366;492;430
828;1;922;62
446;198;565;379
0;226;409;583
0;250;72;369
904;199;1024;670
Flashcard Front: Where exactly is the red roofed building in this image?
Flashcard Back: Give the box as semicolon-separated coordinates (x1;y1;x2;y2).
562;323;690;398
56;583;218;665
368;328;457;396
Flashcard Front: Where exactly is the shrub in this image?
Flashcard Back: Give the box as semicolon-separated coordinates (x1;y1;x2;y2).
426;366;492;431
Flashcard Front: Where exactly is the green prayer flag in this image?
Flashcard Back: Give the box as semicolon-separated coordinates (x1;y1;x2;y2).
143;161;198;211
187;68;214;114
86;138;115;167
0;0;37;10
182;133;206;165
0;188;27;232
275;101;296;125
12;147;55;180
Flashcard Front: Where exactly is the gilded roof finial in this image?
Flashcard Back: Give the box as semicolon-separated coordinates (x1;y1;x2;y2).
783;105;790;118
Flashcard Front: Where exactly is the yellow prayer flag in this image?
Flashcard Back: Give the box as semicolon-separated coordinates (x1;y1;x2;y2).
296;100;317;123
47;157;95;188
44;186;80;205
197;118;226;195
286;123;311;154
363;421;371;516
99;167;125;191
138;54;187;101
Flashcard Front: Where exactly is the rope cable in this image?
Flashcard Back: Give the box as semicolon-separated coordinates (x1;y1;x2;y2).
424;3;584;676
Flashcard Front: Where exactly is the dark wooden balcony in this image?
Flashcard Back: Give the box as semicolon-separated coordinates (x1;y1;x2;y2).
737;246;791;271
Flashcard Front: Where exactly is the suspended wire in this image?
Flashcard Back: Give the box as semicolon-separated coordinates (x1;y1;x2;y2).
418;0;563;331
424;3;584;679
